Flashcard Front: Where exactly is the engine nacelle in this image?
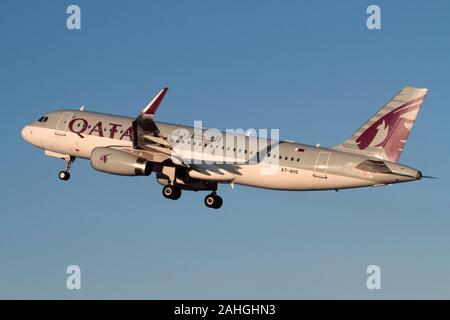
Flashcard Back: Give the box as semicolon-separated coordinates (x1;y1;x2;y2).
90;147;152;176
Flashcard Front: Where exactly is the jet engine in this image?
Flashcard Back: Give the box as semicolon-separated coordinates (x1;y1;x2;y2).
90;147;152;176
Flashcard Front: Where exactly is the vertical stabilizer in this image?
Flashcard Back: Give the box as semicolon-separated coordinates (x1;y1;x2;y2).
333;87;428;162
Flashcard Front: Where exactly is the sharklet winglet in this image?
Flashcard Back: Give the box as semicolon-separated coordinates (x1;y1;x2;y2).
141;87;169;115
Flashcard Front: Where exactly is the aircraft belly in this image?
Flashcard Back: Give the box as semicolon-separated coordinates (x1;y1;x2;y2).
232;163;373;191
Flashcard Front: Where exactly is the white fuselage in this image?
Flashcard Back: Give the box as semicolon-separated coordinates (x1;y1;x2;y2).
22;110;420;191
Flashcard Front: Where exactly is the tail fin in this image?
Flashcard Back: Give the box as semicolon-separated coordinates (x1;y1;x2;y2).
333;87;428;162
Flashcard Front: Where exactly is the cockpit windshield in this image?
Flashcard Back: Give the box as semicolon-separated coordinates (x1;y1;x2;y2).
37;116;48;123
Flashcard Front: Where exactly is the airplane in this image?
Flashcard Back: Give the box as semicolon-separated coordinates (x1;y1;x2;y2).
21;86;430;209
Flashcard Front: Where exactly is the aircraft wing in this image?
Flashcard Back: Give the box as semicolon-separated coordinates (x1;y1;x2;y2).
132;87;169;148
129;88;192;168
117;145;236;182
127;87;236;182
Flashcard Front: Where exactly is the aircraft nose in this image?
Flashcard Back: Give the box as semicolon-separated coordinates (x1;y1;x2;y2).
21;125;32;143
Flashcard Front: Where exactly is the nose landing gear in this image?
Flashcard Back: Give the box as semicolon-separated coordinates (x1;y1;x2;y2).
58;156;75;181
58;170;70;181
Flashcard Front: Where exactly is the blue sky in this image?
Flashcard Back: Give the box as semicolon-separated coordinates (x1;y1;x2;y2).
1;0;449;299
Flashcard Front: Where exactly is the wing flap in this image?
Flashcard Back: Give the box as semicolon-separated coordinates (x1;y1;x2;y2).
188;164;235;182
142;134;172;147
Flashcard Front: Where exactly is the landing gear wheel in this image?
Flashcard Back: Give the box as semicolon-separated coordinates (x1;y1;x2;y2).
58;156;75;181
204;193;223;209
58;171;70;181
162;185;182;200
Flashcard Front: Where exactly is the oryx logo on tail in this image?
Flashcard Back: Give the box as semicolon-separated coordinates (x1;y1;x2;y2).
356;96;424;151
333;87;428;163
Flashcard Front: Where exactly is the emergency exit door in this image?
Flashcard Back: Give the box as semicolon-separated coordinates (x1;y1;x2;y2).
313;152;331;179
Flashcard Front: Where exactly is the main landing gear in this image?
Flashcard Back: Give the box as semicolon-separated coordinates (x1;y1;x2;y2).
161;185;223;209
204;192;223;209
58;156;75;181
162;185;182;200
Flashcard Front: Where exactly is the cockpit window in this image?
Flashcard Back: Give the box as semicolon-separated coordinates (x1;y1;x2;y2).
37;116;48;123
